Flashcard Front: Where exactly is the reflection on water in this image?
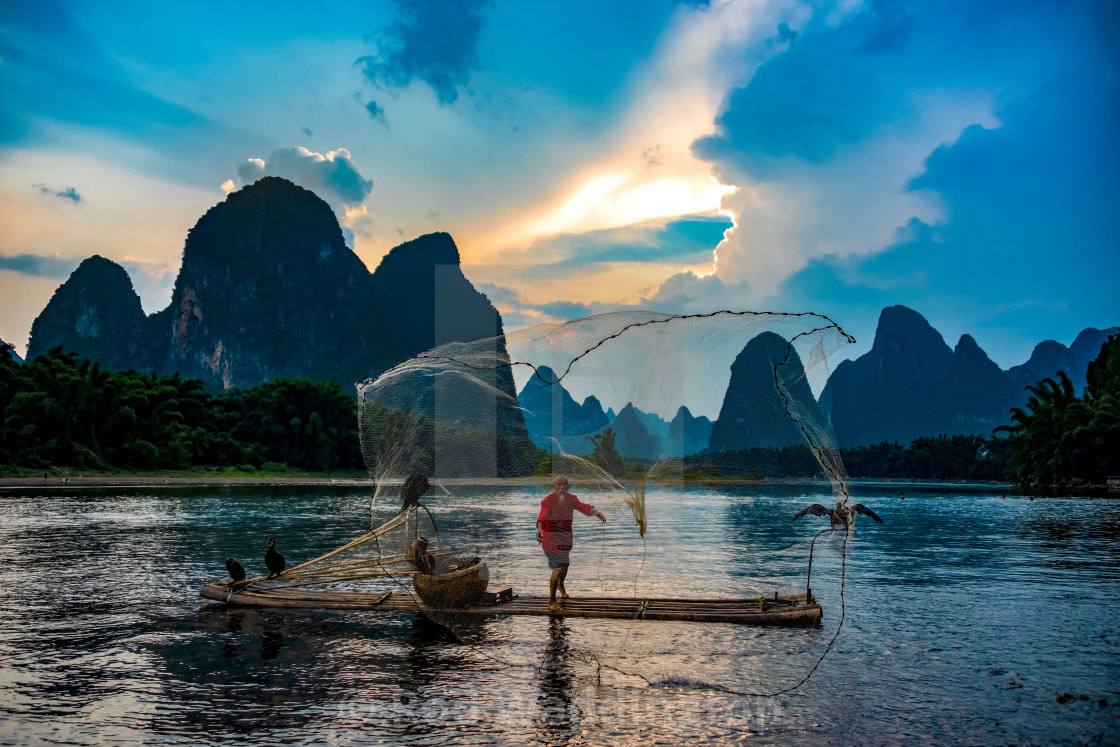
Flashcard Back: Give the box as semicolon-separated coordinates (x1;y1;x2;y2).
0;484;1117;745
535;617;576;745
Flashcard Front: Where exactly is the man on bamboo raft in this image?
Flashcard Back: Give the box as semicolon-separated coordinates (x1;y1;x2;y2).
536;474;606;613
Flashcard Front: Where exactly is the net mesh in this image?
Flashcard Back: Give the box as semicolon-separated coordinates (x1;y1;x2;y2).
235;310;861;692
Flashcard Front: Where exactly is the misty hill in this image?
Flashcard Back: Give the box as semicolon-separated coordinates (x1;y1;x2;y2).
519;365;609;451
669;406;713;457
517;368;712;458
824;306;1117;446
709;331;822;451
610;403;660;459
26;177;505;393
1007;327;1117;395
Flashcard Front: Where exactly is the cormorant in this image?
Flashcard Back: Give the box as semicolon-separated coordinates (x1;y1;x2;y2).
405;536;435;575
794;499;882;530
400;473;431;513
265;537;286;578
225;557;246;582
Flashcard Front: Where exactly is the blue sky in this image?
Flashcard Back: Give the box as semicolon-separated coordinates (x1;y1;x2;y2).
1;0;1116;369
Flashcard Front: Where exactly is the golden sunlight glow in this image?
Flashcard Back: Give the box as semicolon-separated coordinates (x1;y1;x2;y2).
496;171;736;250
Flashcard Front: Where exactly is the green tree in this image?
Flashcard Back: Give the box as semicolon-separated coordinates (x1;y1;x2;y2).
587;427;623;476
999;334;1120;486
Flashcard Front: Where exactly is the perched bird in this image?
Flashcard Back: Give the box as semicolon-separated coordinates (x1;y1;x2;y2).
225;557;246;582
265;537;286;578
399;473;431;514
794;500;882;530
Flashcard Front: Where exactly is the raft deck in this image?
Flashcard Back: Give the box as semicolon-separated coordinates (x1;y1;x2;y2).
199;583;821;626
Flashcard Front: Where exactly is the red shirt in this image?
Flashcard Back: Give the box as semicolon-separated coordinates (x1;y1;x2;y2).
536;491;594;553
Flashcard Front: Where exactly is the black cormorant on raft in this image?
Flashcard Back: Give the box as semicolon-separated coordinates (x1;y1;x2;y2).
265;538;286;578
225;557;246;582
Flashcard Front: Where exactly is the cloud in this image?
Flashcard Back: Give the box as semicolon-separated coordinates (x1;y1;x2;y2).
765;14;1120;368
0;252;79;278
365;100;387;125
32;183;83;203
507;213;732;272
686;0;1105;299
479;265;751;329
232;146;373;206
117;257;177;313
475;281;592;326
765;21;799;49
357;0;493;105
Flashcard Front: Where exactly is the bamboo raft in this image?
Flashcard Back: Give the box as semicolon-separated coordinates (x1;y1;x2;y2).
199;583;822;626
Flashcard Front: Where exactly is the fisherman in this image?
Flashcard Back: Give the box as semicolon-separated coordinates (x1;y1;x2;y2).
536;474;606;613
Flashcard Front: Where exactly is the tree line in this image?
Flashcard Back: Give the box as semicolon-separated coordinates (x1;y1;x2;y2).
0;347;363;473
3;334;1116;485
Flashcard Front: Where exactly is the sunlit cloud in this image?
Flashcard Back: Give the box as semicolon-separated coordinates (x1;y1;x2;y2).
230;146;373;207
475;0;776;259
517;173;734;243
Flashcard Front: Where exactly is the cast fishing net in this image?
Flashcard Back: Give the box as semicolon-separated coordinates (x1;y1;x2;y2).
230;310;862;694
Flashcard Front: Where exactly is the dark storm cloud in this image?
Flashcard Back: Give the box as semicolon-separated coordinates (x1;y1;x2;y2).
0;253;78;278
357;0;494;105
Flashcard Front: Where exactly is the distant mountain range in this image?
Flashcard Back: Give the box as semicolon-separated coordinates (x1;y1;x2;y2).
516;308;1115;455
823;306;1115;446
23;179;1115;452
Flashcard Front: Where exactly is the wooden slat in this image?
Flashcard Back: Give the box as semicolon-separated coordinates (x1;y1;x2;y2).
199;584;822;626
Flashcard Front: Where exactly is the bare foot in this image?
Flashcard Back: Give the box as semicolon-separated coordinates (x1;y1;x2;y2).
548;601;563;613
560;591;570;599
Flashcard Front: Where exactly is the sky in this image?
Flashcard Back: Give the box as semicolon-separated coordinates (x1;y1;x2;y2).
1;0;1117;373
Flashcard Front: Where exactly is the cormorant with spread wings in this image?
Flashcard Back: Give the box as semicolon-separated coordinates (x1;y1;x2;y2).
794;500;882;529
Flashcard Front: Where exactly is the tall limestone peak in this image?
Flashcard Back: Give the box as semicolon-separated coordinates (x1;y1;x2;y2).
371;232;500;357
169;176;401;389
824;305;960;446
709;331;819;451
368;230;528;442
27;255;146;368
938;333;1019;431
872;304;954;382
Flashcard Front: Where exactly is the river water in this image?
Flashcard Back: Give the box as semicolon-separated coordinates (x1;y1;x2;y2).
0;483;1117;746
